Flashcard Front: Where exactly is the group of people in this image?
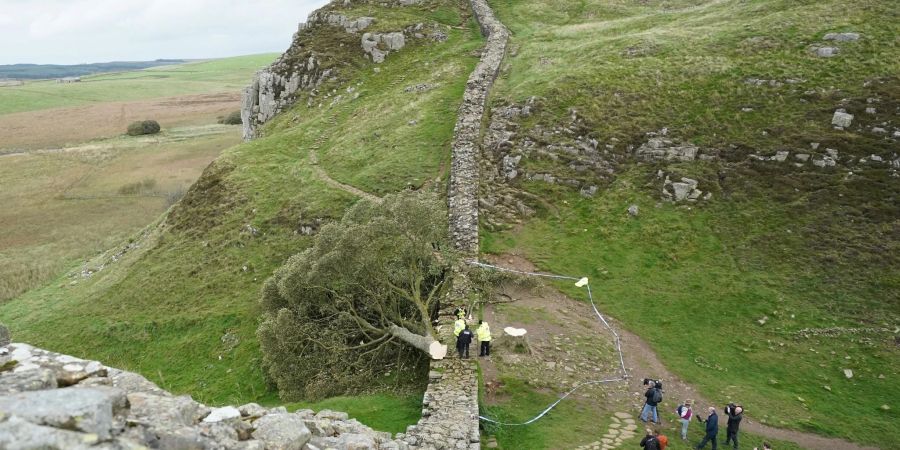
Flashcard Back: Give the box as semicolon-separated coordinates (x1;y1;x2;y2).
640;380;766;450
453;307;491;359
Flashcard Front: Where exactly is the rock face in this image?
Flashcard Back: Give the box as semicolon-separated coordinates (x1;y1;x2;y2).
241;0;433;141
0;343;406;449
361;32;406;63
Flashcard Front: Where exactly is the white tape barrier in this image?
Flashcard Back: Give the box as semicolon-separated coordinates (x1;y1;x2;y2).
469;260;629;426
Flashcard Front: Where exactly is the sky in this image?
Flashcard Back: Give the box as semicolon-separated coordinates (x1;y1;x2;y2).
0;0;329;65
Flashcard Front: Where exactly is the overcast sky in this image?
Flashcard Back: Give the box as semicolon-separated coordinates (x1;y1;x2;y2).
0;0;329;65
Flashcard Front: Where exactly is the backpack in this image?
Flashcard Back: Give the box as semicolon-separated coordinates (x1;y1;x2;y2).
651;388;662;404
676;404;684;416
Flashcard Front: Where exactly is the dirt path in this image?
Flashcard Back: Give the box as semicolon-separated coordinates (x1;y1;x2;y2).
480;254;878;450
307;133;381;203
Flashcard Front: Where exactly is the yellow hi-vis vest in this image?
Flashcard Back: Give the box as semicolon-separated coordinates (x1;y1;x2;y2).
453;319;465;337
477;324;491;342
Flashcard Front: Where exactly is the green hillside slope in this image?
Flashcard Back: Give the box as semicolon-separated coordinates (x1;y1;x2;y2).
0;0;482;409
480;0;899;446
1;0;897;447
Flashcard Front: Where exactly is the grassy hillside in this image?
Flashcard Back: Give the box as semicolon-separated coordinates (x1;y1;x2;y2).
0;126;240;302
0;0;482;417
0;55;277;116
481;0;899;447
1;0;897;446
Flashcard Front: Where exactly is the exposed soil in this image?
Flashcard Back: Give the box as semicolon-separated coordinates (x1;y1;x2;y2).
0;92;240;150
479;253;878;450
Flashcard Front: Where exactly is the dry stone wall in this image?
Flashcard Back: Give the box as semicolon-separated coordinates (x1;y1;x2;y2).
397;0;510;449
447;0;509;257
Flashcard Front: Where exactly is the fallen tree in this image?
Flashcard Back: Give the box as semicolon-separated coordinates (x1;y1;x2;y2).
257;192;453;399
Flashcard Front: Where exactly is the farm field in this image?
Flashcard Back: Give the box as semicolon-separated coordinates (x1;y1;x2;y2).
0;54;277;116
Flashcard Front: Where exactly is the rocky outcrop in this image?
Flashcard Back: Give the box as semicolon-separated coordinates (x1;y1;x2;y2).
0;343;405;449
447;0;509;257
361;32;406;63
241;53;334;141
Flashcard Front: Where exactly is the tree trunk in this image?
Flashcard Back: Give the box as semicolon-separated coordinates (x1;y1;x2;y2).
388;325;447;359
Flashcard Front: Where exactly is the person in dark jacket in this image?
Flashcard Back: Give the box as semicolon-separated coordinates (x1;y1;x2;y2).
456;325;474;358
640;428;661;450
640;380;661;423
695;406;718;450
724;404;743;450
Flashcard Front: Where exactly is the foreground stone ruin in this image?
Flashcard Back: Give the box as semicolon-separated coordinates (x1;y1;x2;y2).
0;343;406;449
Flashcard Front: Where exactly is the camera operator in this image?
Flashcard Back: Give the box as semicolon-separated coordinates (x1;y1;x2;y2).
724;403;744;450
640;379;663;424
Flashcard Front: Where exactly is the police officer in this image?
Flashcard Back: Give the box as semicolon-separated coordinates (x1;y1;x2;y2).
477;320;492;356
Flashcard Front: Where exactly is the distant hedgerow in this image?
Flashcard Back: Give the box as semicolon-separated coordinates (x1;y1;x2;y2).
218;110;242;125
126;120;161;136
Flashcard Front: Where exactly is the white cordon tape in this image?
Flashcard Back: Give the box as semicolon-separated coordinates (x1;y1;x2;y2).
469;260;629;426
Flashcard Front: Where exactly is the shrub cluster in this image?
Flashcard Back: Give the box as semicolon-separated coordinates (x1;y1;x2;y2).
218;110;242;125
126;120;161;136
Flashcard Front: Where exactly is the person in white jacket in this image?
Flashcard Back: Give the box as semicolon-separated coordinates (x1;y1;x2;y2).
677;399;693;440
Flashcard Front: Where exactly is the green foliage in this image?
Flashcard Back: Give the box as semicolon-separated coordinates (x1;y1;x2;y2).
218;110;243;125
258;192;451;400
126;120;161;136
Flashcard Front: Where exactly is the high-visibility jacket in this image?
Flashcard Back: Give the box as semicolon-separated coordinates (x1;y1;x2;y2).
476;323;491;342
453;319;465;337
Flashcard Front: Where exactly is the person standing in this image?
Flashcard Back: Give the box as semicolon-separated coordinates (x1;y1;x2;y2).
456;325;474;358
640;428;661;450
678;399;694;440
453;316;466;338
724;404;743;450
655;429;669;450
696;407;718;450
641;381;662;423
477;320;492;357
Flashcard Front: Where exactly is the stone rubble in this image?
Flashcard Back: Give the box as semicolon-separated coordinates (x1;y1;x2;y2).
0;343;408;449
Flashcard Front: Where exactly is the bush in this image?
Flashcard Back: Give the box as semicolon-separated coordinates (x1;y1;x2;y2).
218;110;242;125
126;120;161;136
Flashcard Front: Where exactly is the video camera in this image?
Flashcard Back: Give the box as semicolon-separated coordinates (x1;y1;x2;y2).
642;378;663;390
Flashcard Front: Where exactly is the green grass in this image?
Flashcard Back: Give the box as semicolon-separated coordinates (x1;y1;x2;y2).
286;393;423;433
483;377;807;450
0;54;278;116
482;167;899;446
0;0;482;408
480;0;899;446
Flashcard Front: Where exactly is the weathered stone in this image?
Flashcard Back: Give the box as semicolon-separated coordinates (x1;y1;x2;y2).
238;402;268;417
627;205;639;217
816;47;839;57
0;415;100;450
0;387;125;439
127;392;203;427
204;406;241;422
0;367;57;393
831;110;853;128
252;413;312;449
824;32;860;42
